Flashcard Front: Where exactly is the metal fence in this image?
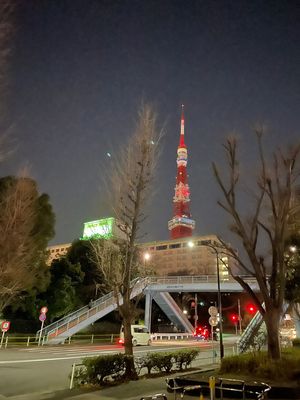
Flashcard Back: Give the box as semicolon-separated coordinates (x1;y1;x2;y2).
0;333;119;348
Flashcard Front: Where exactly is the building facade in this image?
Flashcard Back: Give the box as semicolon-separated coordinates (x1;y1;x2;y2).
139;235;229;277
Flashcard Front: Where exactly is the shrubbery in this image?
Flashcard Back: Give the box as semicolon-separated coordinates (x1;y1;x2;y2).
293;338;300;347
136;349;200;374
73;353;131;386
220;350;300;382
74;348;200;387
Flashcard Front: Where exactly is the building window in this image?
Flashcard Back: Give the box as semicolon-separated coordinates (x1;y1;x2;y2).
198;240;212;246
169;243;180;249
156;245;167;250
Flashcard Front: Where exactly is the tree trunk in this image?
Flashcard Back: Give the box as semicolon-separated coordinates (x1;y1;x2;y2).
123;311;138;380
265;307;281;359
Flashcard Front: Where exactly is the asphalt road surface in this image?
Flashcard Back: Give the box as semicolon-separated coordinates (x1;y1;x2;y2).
0;340;232;397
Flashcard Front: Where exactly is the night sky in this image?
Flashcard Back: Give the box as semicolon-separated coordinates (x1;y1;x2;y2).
2;0;299;245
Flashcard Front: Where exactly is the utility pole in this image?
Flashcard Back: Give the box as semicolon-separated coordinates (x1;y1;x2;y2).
238;298;242;335
194;293;198;330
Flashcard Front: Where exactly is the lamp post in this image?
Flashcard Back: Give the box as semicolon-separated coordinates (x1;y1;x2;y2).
188;240;225;359
203;243;224;359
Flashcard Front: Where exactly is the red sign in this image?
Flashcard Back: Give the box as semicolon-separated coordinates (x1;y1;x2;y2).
39;313;46;322
40;306;48;314
1;321;10;332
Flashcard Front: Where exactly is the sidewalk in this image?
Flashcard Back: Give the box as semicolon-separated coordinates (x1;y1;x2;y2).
1;368;215;400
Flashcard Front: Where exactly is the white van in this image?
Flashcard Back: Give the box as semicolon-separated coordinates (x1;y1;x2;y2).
119;324;151;346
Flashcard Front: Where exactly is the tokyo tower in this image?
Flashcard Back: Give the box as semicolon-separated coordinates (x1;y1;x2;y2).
168;105;195;239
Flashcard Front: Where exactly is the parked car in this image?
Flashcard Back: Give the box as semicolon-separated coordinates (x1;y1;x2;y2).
119;324;151;346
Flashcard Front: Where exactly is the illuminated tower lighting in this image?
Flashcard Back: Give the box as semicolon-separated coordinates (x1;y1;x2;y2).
168;105;195;239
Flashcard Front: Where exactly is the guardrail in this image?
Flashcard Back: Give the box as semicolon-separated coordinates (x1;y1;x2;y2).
151;333;194;341
0;333;120;348
166;376;271;400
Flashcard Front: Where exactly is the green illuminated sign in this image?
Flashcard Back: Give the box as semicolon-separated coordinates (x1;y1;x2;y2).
82;218;114;240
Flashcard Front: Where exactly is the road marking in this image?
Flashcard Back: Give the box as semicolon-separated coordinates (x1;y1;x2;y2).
0;350;118;364
0;344;207;365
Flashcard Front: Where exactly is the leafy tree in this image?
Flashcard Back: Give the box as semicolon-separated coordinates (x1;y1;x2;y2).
40;257;84;322
67;239;104;304
0;175;55;314
213;132;300;359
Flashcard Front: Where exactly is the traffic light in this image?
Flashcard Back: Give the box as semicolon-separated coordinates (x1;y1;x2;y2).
246;303;256;314
230;314;238;323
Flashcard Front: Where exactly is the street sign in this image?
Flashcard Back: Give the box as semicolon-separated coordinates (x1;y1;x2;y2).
209;316;218;326
1;321;10;332
208;306;218;316
39;313;46;322
40;306;48;314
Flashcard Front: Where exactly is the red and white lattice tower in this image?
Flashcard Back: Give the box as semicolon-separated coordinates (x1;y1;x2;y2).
168;105;195;239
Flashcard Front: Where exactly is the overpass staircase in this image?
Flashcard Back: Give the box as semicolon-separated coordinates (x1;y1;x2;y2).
237;302;289;353
38;278;148;344
237;307;264;353
152;292;194;333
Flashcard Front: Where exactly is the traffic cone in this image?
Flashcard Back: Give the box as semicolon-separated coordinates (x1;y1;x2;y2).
199;393;204;400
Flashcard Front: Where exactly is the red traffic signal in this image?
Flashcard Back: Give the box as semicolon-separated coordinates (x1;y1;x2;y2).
230;314;238;323
246;304;256;314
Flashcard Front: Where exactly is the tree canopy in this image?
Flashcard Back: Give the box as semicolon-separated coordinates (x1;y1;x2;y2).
0;175;55;314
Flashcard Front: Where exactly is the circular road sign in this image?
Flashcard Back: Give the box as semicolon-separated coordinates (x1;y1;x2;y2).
40;306;48;314
39;313;47;322
208;306;218;316
1;321;11;332
209;316;218;327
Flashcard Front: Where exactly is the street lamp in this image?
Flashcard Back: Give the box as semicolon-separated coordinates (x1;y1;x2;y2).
143;252;150;266
202;242;225;359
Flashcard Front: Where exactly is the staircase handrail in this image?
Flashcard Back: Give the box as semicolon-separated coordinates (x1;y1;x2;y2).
237;302;289;353
37;277;148;339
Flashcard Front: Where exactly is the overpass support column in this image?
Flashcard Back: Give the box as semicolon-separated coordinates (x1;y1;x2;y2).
144;290;152;333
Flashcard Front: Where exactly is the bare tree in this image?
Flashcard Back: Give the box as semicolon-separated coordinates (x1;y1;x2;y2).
91;104;163;378
0;172;40;313
213;131;300;359
0;0;15;114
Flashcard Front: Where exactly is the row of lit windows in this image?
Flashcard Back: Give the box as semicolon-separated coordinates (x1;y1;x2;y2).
50;247;69;253
145;239;216;252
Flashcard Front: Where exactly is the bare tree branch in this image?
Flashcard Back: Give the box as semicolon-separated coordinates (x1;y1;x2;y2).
213;131;300;359
90;104;163;378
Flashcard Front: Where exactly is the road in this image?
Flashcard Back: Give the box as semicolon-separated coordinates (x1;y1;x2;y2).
0;339;236;397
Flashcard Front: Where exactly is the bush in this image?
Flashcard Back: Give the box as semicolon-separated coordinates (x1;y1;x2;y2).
73;353;130;386
73;348;201;388
292;338;300;347
220;350;300;382
135;354;157;374
173;349;200;370
150;352;174;373
135;349;200;375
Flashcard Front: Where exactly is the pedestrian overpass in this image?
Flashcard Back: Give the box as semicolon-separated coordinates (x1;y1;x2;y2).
38;275;259;345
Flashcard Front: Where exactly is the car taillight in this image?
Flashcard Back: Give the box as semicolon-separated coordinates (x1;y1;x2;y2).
118;338;124;344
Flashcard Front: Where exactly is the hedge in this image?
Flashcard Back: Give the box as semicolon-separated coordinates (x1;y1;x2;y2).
74;348;200;387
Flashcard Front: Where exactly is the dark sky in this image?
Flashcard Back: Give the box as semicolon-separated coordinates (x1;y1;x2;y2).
2;0;300;245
